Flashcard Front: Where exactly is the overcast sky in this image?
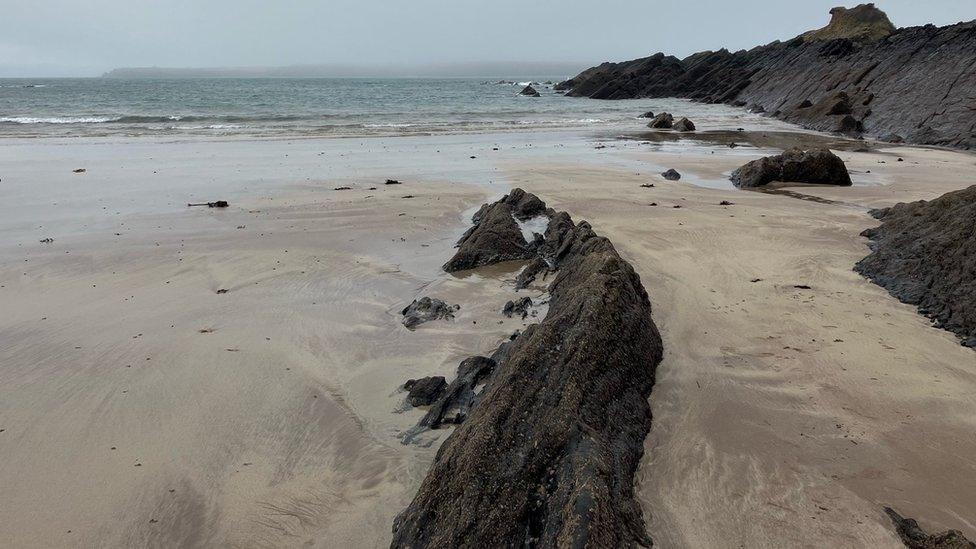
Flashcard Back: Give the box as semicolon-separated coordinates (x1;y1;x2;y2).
2;0;974;77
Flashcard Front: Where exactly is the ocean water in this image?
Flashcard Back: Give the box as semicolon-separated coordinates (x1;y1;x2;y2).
0;77;778;139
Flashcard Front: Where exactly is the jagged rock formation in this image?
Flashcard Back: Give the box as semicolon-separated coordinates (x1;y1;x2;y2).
443;189;546;272
730;147;852;188
661;168;682;181
884;507;975;549
393;190;664;548
855;185;976;348
519;85;541;97
557;4;976;148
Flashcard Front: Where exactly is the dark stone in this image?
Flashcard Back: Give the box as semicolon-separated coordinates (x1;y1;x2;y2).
673;117;696;132
519;85;541;97
884;507;975;549
385;179;402;185
637;110;655;118
661;169;682;181
855;185;976;348
401;297;459;329
556;7;976;149
647;112;673;129
502;296;533;318
442;189;543;272
393;191;664;548
404;376;447;407
730;148;852;188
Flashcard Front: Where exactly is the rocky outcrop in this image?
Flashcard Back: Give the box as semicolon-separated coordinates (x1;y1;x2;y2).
884;507;975;549
855;185;976;348
637;110;655;119
730;148;852;188
401;297;460;329
557;5;976;149
443;189;546;272
393;190;664;548
519;85;541;97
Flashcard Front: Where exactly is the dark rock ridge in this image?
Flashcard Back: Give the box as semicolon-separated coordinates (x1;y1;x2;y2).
730;147;852;188
401;297;460;329
884;507;975;549
556;4;976;149
393;190;664;548
855;185;976;348
519;85;541;97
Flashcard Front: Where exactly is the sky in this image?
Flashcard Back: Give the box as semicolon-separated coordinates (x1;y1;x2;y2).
2;0;974;77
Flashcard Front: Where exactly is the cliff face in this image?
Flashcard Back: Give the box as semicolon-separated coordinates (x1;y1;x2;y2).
558;4;976;149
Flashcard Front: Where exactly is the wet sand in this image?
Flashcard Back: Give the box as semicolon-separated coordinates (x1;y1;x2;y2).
1;128;975;547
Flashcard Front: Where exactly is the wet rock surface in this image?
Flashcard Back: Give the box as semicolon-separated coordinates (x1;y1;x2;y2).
730;147;852;188
519;85;541;97
556;5;976;149
442;189;545;272
393;189;664;548
502;296;533;318
855;185;976;348
401;297;459;329
884;507;975;549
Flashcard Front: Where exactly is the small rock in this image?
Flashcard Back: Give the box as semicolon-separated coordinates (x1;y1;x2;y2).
502;297;533;319
519;85;541;97
661;169;681;181
647;112;674;129
673;117;696;132
402;297;459;329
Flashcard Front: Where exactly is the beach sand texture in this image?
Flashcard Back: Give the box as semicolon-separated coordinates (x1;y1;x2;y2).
1;130;974;547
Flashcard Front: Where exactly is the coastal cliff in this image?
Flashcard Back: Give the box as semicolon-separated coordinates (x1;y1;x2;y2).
392;190;664;547
558;4;976;149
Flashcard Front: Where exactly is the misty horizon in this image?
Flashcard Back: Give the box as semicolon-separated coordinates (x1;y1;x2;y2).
3;1;975;78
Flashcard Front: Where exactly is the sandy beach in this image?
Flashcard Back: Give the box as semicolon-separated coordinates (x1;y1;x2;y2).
1;127;975;547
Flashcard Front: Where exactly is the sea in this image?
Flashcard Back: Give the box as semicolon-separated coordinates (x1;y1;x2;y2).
0;77;775;139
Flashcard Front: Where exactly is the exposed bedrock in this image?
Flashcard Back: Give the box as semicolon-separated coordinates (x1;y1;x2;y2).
855;185;976;348
884;507;975;549
393;190;664;548
443;189;549;272
730;147;852;188
557;4;976;149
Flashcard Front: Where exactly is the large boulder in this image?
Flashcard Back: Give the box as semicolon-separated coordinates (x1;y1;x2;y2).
647;112;674;129
673;117;696;132
730;148;852;188
519;85;541;97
